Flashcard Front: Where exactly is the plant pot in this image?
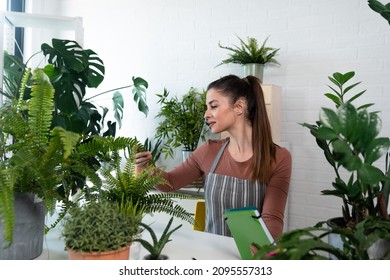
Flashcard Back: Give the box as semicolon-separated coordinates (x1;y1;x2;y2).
143;253;169;260
0;193;45;260
244;63;264;83
67;245;131;260
327;217;390;260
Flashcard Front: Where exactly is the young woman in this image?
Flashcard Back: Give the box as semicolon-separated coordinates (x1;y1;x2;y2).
135;75;292;239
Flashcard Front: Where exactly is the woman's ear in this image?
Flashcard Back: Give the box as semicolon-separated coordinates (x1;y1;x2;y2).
234;98;246;116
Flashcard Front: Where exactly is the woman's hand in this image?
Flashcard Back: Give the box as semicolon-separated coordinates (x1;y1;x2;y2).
135;151;153;175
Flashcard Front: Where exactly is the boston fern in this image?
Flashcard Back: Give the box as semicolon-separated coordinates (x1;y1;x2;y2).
217;35;280;66
0;69;82;246
93;137;196;224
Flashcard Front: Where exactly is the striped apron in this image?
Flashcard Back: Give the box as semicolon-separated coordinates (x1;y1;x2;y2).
204;140;266;236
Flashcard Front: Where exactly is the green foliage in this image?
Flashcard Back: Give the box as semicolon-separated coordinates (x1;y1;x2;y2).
368;0;390;25
217;35;280;66
2;38;149;137
89;137;195;224
252;216;390;260
155;87;208;159
300;71;390;227
134;217;182;259
0;69;83;246
61;199;142;252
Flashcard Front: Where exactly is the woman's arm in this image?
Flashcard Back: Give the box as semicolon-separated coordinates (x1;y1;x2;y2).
261;147;292;239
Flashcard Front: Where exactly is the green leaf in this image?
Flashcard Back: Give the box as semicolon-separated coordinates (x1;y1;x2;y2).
358;164;385;185
337;103;358;140
132;76;149;117
112;91;124;129
319;108;341;132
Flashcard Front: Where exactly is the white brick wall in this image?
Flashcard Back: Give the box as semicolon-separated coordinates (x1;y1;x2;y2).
50;0;390;230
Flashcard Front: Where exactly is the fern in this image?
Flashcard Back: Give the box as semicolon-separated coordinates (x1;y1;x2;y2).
0;68;85;245
0;165;15;248
94;138;196;224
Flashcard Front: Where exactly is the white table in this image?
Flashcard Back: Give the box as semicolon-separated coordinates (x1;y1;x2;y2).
36;206;240;260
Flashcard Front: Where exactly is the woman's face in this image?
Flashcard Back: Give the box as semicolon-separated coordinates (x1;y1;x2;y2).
204;89;238;134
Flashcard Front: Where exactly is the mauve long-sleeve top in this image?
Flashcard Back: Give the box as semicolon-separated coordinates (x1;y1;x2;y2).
155;138;292;239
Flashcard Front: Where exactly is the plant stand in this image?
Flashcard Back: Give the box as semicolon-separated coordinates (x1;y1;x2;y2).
0;193;45;260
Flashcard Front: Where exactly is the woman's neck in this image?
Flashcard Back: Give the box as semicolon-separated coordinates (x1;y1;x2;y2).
227;125;253;162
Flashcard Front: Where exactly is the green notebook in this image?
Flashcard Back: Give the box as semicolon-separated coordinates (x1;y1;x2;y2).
224;206;274;260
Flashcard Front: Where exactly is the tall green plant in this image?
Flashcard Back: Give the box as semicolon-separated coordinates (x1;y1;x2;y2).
2;38;149;137
368;0;390;25
301;71;390;228
0;68;82;246
155;87;208;159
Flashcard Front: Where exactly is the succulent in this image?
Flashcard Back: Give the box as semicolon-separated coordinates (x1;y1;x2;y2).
61;199;142;253
134;217;182;260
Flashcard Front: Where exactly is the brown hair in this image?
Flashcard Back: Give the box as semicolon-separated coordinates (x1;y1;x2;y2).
207;74;275;182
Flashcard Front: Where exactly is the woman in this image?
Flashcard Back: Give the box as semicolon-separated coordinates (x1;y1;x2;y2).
136;75;292;239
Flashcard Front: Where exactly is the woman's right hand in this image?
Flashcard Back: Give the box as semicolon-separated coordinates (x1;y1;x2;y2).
135;151;153;175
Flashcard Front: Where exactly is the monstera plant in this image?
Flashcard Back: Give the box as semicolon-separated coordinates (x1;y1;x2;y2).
2;38;148;137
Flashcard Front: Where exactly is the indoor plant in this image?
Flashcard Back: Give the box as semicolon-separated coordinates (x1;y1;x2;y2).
252;71;390;260
2;38;149;138
88;136;196;224
0;68;82;259
300;71;390;229
61;199;142;260
155;87;208;160
217;35;280;82
134;216;182;260
1;38;149;201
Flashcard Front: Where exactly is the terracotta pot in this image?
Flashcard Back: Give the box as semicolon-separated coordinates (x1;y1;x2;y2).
67;245;131;260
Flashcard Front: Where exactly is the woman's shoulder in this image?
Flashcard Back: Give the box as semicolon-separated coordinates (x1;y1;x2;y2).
274;144;292;164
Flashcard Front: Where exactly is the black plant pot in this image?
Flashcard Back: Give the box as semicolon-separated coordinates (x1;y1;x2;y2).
143;254;169;260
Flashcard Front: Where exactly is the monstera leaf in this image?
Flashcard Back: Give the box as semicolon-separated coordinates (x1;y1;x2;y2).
41;39;105;116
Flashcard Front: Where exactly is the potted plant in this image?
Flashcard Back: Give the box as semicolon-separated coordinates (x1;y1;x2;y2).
0;68;83;259
134;216;182;260
91;136;196;224
1;38;150;207
155;87;208;161
61;199;142;260
2;38;149;138
251;71;390;260
217;35;280;82
0;39;147;259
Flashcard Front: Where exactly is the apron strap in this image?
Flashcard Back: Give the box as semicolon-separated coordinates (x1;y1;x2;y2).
209;139;229;173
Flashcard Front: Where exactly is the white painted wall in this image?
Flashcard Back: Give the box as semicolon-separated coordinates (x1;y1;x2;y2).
29;0;390;231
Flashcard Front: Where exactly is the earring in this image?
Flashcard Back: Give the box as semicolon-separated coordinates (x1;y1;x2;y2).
238;111;243;116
